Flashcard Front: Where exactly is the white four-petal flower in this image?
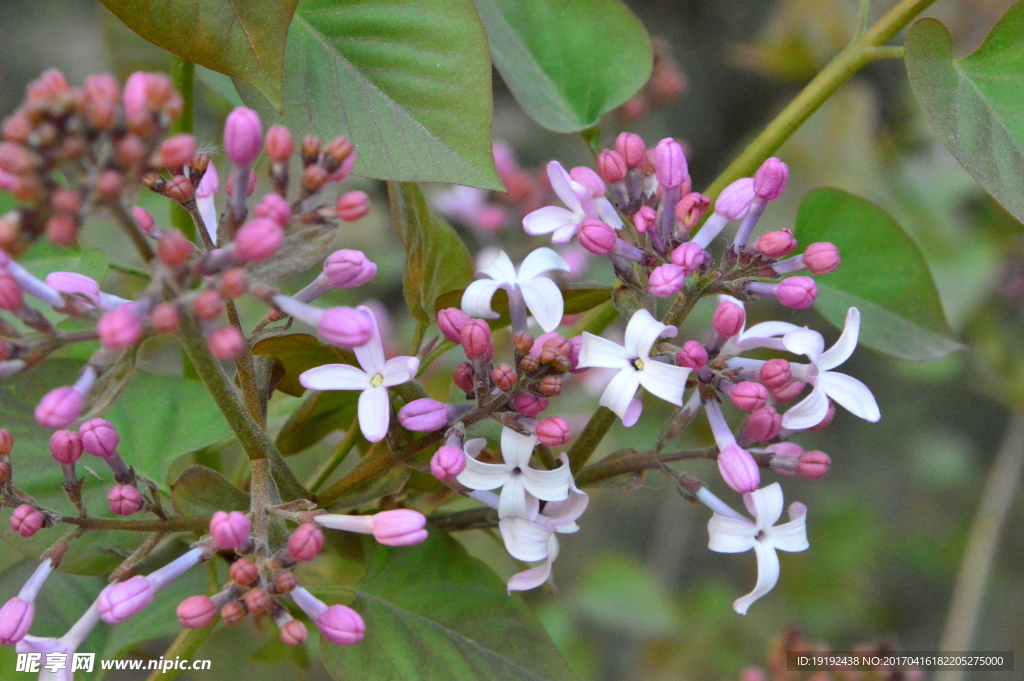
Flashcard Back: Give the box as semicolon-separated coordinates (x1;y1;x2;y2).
577;309;691;426
298;306;420;443
718;295;802;356
461;248;570;333
523;161;621;244
704;482;809;615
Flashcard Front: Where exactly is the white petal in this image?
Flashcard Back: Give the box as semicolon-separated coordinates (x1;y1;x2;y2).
768;503;809;553
744;482;785;530
818;307;860;371
461;279;503;319
622;398;643;427
540;464;589;529
299;364;370;391
819;371;880;422
480;251;518;284
598;368;643;421
457;450;511;490
500;427;539;469
638;361;690;406
547;161;582;213
732;541;781;615
353;305;386;374
521;464;571;502
596;197;623;229
197;196;219;245
551;222;580;244
498;474;533;519
499;517;552;562
577;333;632;370
572;181;598;219
742;320;801;341
357;387;390;442
523;206;577;237
463;438;487;458
707;515;757;553
624;309;670;358
506;561;553;592
381;356;418;386
519;277;564;333
783;328;825;363
780;385;830;430
517;247;571;283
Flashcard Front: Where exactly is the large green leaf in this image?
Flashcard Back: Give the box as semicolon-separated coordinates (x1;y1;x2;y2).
793;188;962;361
474;0;652;133
253;333;356;397
171;465;250;515
390;183;476;327
99;0;299;108
276;389;357;455
319;532;577;681
906;6;1024;225
236;0;501;189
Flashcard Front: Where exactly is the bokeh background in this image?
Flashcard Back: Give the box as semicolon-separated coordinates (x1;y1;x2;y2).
0;0;1021;679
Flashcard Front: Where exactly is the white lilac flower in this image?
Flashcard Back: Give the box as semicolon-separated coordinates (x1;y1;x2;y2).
456;427;571;519
701;482;808;615
577;308;691;426
718;295;801;356
299;306;420;443
780;307;880;429
461;248;570;333
523;161;621;244
17;601;102;681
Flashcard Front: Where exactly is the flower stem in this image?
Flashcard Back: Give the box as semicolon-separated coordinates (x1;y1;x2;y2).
574;445;719;487
567;406;617;475
59;514;209;533
109;200;155;263
308;418;362;493
169;56;196;242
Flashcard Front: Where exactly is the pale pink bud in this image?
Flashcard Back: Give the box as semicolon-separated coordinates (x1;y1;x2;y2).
371;509;427;546
654;138;688;188
209;326;244;360
633;205;657;234
98;576;154;624
729;381;768;412
437;307;470;344
755;229;797;258
177;595;217;628
649;264;686;298
536;417;571;447
210;510;251;550
45;271;100;307
318;307;374;347
159;134;196;168
676;340;707;369
121;72;150;124
10;505;43;538
253;193;291;227
770;381;805;403
430;445;466;479
803;242;840;275
777;277;817;309
597;150;627;183
808;402;836;431
742;406;782;442
674;192;710;229
0;270;23;311
336;191;370;222
80;418;119;458
281;620;308;646
316;604;365;645
513;393;548;417
108;485;143;516
264;125;294;163
578;219;616;254
670;242;707;273
712;300;745;337
758;359;791;390
224;107;262;166
714;177;755;221
98;304;142;349
158;230;195;268
49;429;83;464
397;398;449;432
615;132;646;168
717;444;760;493
234;218;283;263
461;320;493;361
323;249;377;288
35;387;84;428
0;598;34;645
569;166;605;197
753;157;788;200
288;523;324;562
797;450;831;478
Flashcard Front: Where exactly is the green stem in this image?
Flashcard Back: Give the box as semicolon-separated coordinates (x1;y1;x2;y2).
170;57;196;241
146;628;212;681
419;340;455;374
308;419;362;492
702;0;939;199
575;446;718;487
662;281;705;328
567;406;617;475
59;514;209;533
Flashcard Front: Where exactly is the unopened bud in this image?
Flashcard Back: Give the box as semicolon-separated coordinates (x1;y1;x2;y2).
797;450;831;478
219;268;249;298
453;363;474;393
300;135;321;165
209;326;245;360
597;150;627;183
194;289;224;321
770;381;805;403
397;398;450;432
244;588;270;616
461;320;493;361
492;364;516;391
264;125;294;163
336;191;370;221
177;595;216;629
649;264;685;298
536;417;571;446
758;359;791;390
743;406;782;442
80;418;119;458
210;510;252;550
538;374;563;397
234;218;284;263
273;571;297;595
654;138;688;188
803;242;841;275
10;505;43;538
150;303;180;333
224;107;263;166
676;340;707;370
50;429;83;464
221;601;247;626
718;444;759;494
280;619;308;646
302;165;329;194
714;177;755;221
711;300;745;337
569;166;605;197
230;558;258;586
321;137;354;173
578;219;616;255
438;307;470;344
0;428;12;455
729;381;768;412
0;270;24;311
808;402;836;431
288;523;324;562
777;277;817;309
316;604;365;645
753;157;788;200
132;207;156;235
158;230;195;268
431;445;466;479
513;330;535;354
45;215;78;247
513;393;548;417
253;193;291;227
96;170;123;200
371;509;427;547
633;205;657;234
108;485;143;516
615;132;646;168
755;229;797;258
159;134;196;169
323;249;376;288
35;387;84;428
98;304;143;350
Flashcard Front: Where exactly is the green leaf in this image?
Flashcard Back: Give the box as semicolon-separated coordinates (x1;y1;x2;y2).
245;224;337;285
434;286;613;331
171;465;250;515
906;6;1024;225
98;0;299;108
572;553;678;637
253;333;356;397
474;0;652;133
793;188;962;361
389;183;476;327
319;532;577;681
276;389;357;455
236;0;501;189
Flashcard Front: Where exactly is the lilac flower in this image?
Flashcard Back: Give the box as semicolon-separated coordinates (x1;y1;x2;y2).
523;161;621;244
461;248;570;333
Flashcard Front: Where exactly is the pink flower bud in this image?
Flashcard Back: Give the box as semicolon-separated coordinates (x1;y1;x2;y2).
316;604;365;645
209;326;244;360
80;418;119;458
770;381;805;403
569;166;605;197
797;450;831;478
288;523;325;562
10;505;43;538
430;445;466;479
234;218;284;263
0;597;34;645
177;595;217;628
714;177;755;221
777;277;817;309
654;138;688;188
108;485;143;516
453;363;475;393
318;306;374;347
264;125;294;163
492;363;516;390
437;307;470;344
755;229;797;258
758;359;791;390
513;393;548;417
336;191;370;222
371;509;427;546
712;300;745;337
753;157;788;200
729;381;768;412
98;575;154;624
633;206;657;234
578;219;616;254
717;444;760;494
536;417;571;447
253;193;291;227
0;270;23;311
397;398;449;432
649;264;686;298
159;134;196;168
742;406;782;442
35;387;84;428
615;132;646;168
597;150;627;183
0;429;12;456
675;192;709;229
281;620;308;646
98;304;142;349
803;242;841;275
676;340;708;370
224;107;262;166
461;320;493;361
122;72;150;124
210;510;251;550
49;429;83;464
45;272;100;307
670;242;707;273
808;402;836;431
323;249;376;288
